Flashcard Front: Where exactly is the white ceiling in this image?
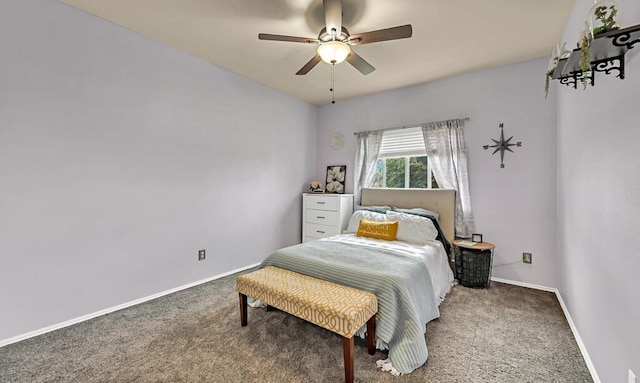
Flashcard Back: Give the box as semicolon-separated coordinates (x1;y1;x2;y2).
62;0;576;105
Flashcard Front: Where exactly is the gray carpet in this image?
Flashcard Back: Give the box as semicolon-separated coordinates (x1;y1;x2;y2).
0;272;592;382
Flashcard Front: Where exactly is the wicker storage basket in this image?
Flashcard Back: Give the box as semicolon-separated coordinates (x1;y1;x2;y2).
455;248;492;288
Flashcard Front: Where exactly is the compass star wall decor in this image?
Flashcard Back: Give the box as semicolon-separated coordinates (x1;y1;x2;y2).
483;123;522;168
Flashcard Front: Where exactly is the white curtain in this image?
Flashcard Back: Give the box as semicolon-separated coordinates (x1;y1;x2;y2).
353;131;383;205
422;119;476;238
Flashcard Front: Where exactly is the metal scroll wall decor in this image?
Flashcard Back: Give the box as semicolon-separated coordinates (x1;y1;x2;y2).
545;6;640;93
483;123;522;168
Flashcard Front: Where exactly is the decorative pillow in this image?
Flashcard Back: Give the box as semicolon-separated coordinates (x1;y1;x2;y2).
356;220;398;241
354;205;392;214
385;210;438;244
345;210;389;233
392;207;439;221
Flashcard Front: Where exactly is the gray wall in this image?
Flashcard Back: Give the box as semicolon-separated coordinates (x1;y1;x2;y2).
556;0;640;381
316;58;558;288
0;1;317;341
3;1;638;380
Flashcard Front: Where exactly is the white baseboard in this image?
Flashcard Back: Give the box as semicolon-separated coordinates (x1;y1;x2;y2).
490;277;556;292
553;290;601;383
2;269;601;383
0;263;260;348
491;277;601;383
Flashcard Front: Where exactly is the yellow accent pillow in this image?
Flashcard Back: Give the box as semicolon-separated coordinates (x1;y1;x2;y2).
356;219;398;241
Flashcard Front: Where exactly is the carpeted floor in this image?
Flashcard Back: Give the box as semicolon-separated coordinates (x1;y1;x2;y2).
0;272;593;383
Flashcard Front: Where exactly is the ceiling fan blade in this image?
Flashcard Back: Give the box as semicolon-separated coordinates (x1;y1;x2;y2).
296;54;322;75
323;0;342;38
258;33;318;44
346;50;375;75
348;24;413;45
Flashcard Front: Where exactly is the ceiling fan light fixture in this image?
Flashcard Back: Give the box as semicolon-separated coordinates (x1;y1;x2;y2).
317;41;350;64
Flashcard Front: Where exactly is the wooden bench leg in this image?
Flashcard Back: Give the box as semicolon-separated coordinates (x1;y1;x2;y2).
239;293;247;326
342;336;354;383
366;315;376;355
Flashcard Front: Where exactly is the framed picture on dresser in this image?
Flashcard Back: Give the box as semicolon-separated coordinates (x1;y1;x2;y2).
325;165;346;194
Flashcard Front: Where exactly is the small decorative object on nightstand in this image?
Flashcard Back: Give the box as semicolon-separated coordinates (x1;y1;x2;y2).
325;165;346;194
471;233;483;243
453;239;495;288
309;181;324;193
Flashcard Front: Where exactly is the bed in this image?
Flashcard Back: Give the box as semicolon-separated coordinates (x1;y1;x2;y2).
257;188;456;375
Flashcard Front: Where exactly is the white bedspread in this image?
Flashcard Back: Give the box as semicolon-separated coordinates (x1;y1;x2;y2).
258;234;455;374
319;234;454;305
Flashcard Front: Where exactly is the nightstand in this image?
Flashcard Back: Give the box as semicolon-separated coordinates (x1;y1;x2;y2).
302;193;353;243
452;240;495;288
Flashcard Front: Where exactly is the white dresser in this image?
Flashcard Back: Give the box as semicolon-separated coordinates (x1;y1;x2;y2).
302;193;354;243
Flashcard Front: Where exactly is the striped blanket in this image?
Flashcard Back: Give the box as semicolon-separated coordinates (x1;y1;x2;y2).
259;239;441;374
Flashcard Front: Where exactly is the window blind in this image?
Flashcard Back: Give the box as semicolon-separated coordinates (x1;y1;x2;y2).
377;126;426;158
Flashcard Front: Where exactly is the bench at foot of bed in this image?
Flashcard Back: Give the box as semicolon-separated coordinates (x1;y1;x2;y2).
236;266;378;383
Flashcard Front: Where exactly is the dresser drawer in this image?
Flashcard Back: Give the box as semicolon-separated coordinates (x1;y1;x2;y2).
306;209;339;225
305;195;340;211
305;223;340;239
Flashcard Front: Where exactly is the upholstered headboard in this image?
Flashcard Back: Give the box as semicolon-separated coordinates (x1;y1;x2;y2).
360;188;456;243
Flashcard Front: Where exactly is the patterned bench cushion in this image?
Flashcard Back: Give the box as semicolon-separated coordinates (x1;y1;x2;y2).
236;266;377;338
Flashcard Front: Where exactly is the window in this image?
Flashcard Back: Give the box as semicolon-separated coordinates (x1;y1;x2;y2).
370;127;439;189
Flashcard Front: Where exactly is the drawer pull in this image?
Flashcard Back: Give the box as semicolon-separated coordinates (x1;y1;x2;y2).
316;230;325;234
316;201;326;204
316;216;325;219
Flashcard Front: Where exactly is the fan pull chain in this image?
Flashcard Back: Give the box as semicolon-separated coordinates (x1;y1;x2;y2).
330;64;336;104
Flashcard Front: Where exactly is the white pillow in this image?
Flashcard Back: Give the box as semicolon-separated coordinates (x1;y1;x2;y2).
385;210;438;244
345;210;389;233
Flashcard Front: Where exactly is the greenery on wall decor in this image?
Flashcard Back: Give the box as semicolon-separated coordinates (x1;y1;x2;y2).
578;1;619;89
591;2;619;35
579;27;593;90
543;1;640;95
545;43;570;98
544;70;553;98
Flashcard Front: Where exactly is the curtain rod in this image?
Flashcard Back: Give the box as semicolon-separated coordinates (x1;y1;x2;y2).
352;117;470;136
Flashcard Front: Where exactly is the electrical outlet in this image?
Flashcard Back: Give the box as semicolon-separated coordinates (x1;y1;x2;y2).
523;252;532;264
630;369;637;383
198;249;206;261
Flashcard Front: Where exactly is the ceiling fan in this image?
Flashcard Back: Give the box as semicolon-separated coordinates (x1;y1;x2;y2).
258;0;413;76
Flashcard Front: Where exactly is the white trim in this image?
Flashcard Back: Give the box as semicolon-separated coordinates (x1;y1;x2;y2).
491;277;601;383
0;263;260;348
553;289;601;383
490;277;556;292
1;269;601;383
